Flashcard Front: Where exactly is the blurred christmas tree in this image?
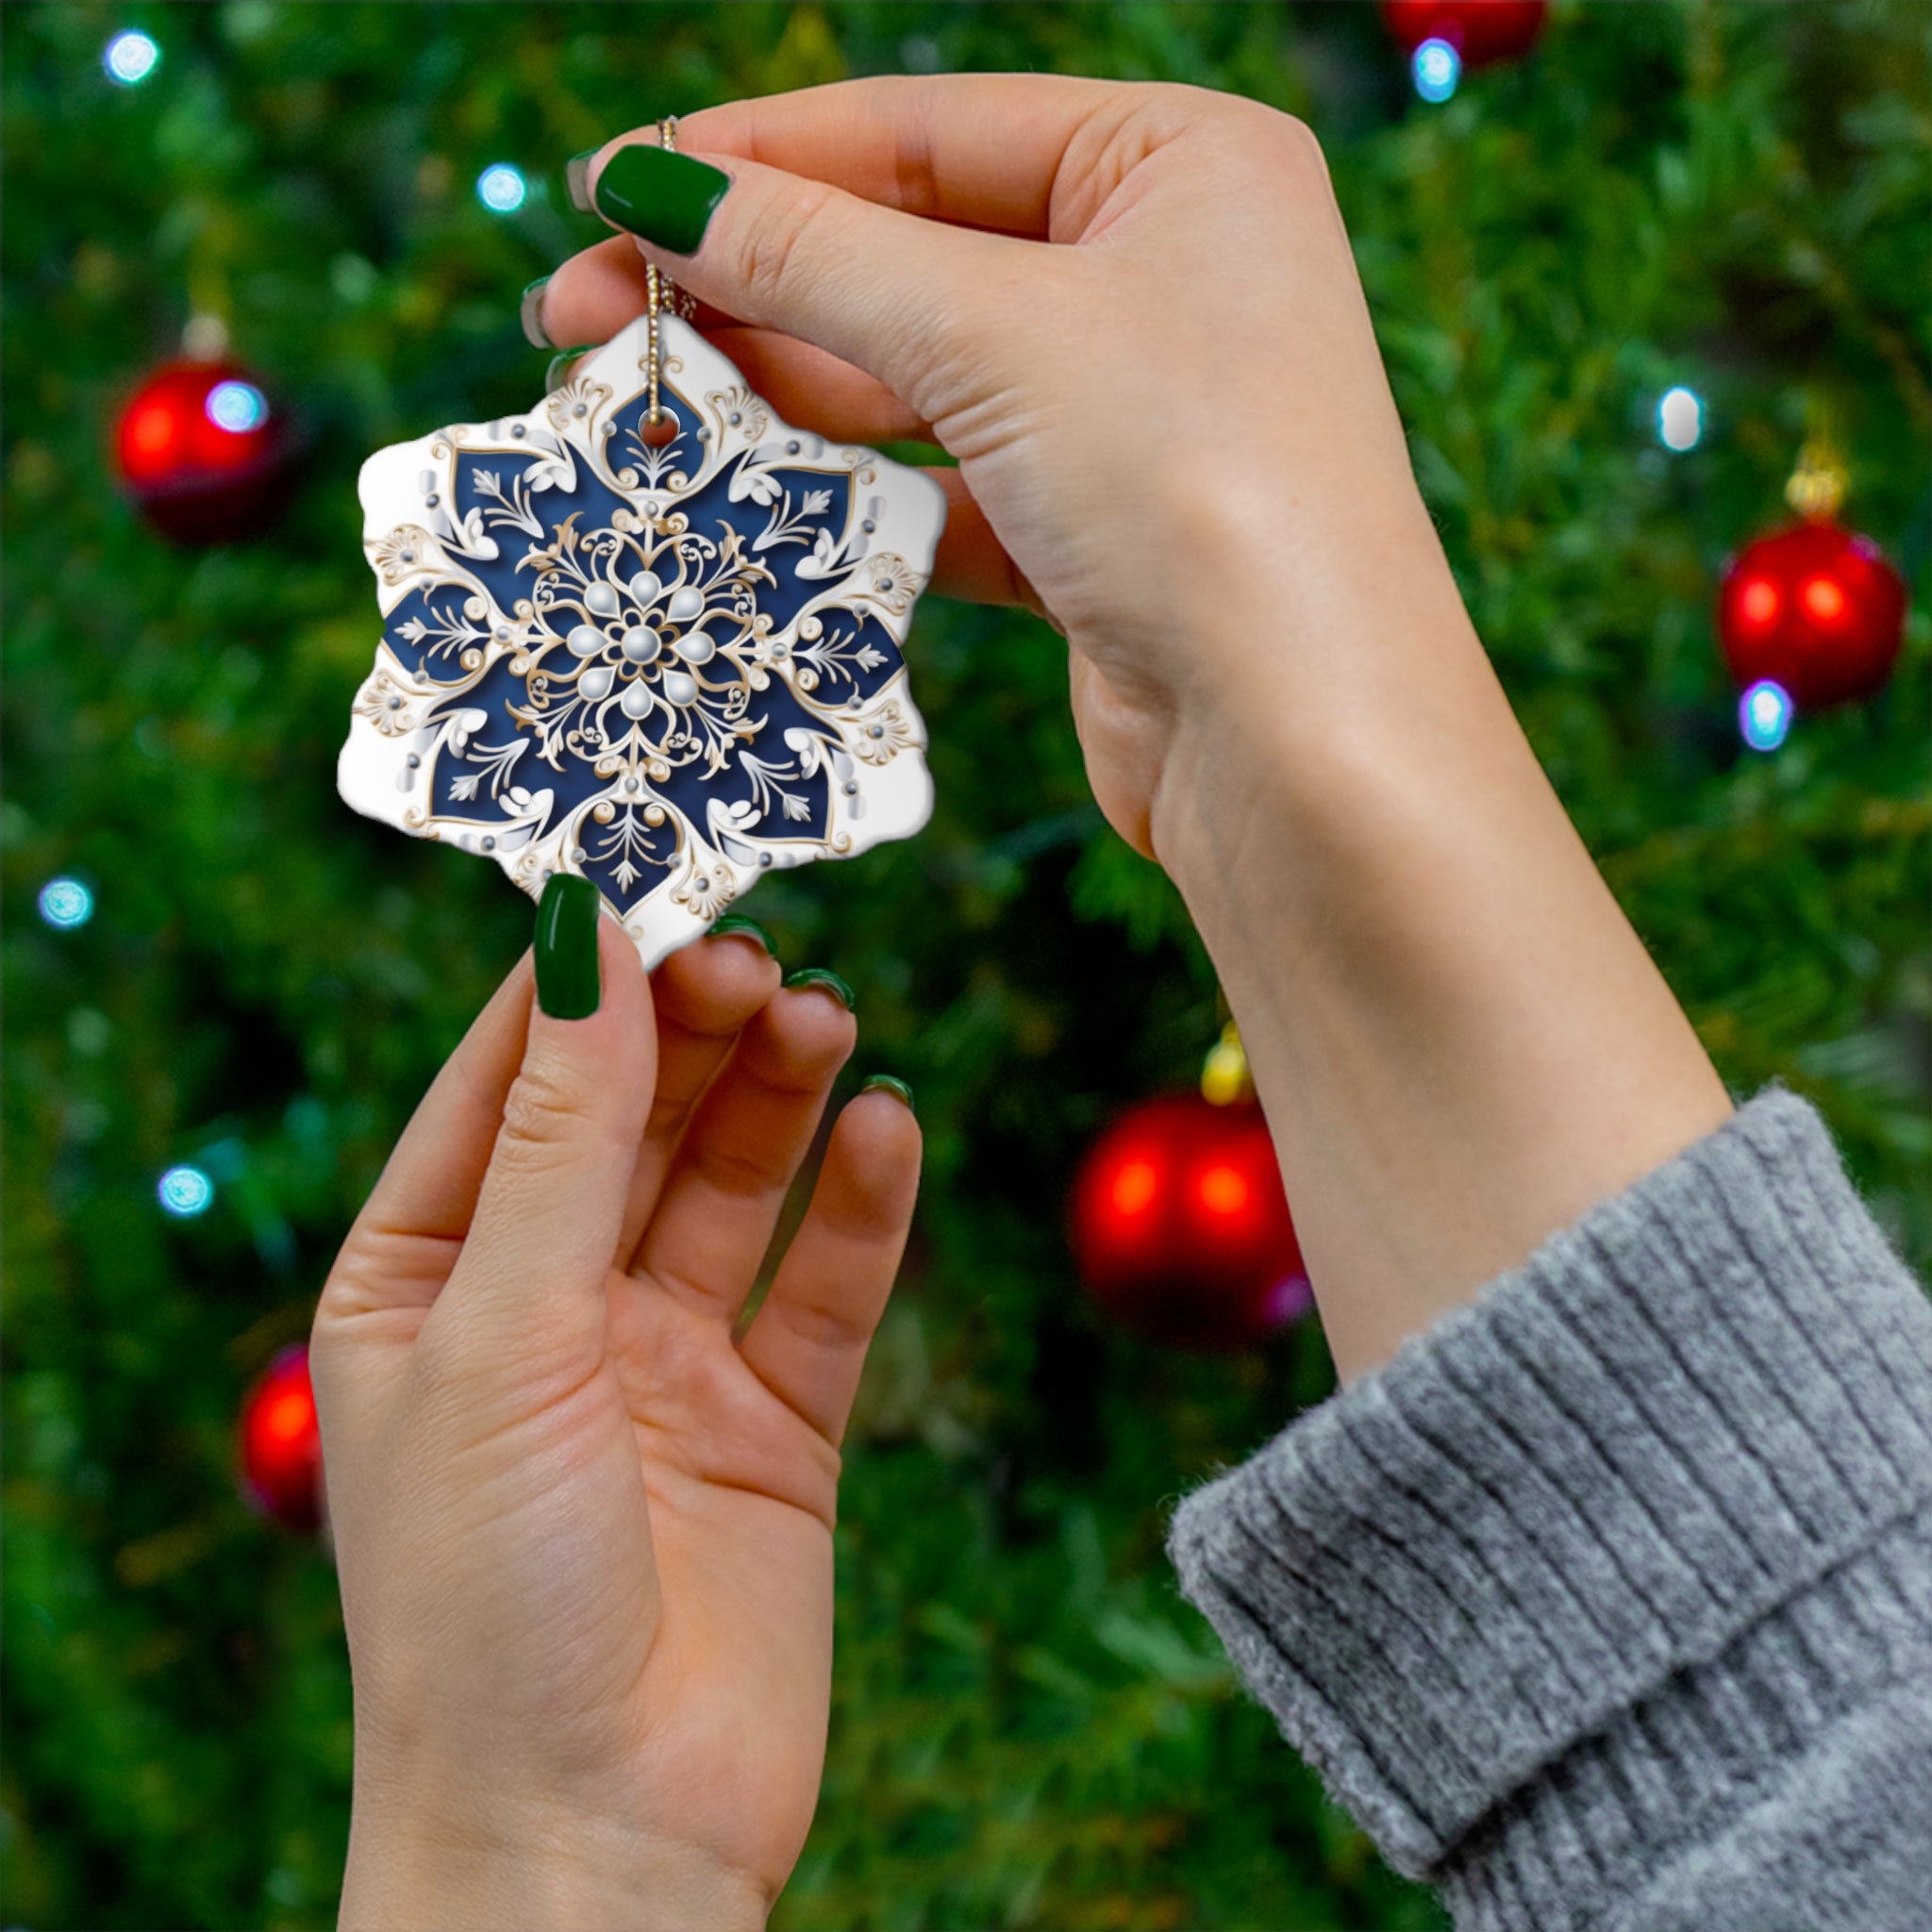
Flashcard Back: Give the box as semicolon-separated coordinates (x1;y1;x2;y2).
3;4;1925;1927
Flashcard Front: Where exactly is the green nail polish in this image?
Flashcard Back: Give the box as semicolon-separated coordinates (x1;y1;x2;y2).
861;1074;914;1114
519;275;552;350
708;913;776;957
565;149;598;214
592;142;730;256
783;967;855;1011
535;874;601;1019
545;344;599;391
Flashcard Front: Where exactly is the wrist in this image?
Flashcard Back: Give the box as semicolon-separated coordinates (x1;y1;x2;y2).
1146;478;1497;921
340;1789;768;1932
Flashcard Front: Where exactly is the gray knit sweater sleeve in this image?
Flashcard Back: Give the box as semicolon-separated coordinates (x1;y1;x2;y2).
1166;1088;1932;1931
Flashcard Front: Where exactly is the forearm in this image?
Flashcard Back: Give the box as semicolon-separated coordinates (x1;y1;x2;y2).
1149;487;1731;1380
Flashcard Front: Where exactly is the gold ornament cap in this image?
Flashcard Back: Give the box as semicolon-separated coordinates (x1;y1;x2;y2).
1201;1021;1255;1106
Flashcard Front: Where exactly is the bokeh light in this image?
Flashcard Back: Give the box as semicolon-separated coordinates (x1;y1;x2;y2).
1657;386;1704;451
38;877;94;929
1413;38;1461;103
1109;1157;1159;1218
205;380;268;434
1740;679;1793;753
104;30;159;86
158;1165;215;1217
476;163;527;213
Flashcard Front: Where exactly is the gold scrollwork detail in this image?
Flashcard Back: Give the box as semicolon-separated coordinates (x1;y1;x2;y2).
374;525;436;585
850;552;924;616
356;668;422;737
706;385;769;444
671;858;736;922
852;701;915;765
546;375;612;434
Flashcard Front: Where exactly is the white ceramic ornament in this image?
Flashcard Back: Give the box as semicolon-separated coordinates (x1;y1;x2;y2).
341;311;945;969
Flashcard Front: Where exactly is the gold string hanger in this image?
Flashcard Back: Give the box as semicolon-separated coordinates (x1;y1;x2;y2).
644;116;699;427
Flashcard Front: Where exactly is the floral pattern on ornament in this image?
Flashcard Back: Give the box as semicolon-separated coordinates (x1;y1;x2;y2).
340;312;945;971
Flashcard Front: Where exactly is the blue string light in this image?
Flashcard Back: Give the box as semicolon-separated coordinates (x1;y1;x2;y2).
104;29;159;86
38;878;94;929
206;380;269;433
1657;386;1704;452
158;1165;215;1217
1739;679;1793;753
1413;38;1461;103
476;163;528;213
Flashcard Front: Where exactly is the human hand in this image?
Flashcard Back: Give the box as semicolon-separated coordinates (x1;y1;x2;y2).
312;896;919;1930
536;75;1456;864
538;78;1730;1383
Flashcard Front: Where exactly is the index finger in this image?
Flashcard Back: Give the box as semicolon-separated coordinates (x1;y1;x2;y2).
659;72;1134;239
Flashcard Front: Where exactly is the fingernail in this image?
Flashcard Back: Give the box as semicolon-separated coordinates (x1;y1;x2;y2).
782;967;855;1011
565;149;598;214
519;275;552;350
545;344;599;391
535;874;601;1019
708;913;776;958
592;142;730;256
861;1074;914;1114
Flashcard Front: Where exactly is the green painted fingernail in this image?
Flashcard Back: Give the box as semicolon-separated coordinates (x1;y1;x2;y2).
708;914;776;957
565;149;598;214
783;967;855;1011
545;344;599;391
592;142;730;256
519;275;552;350
535;874;601;1019
861;1074;914;1114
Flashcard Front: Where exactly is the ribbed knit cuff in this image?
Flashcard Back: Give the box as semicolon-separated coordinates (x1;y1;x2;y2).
1166;1089;1932;1907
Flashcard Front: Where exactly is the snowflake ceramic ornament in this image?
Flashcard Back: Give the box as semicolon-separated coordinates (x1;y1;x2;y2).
341;310;945;969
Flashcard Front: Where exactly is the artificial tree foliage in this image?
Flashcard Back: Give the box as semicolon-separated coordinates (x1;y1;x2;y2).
4;4;1925;1927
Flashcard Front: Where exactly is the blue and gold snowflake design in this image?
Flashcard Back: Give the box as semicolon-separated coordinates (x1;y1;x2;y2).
341;313;943;968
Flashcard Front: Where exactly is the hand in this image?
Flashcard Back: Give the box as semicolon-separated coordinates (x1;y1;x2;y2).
538;75;1437;861
540;77;1730;1379
311;913;919;1930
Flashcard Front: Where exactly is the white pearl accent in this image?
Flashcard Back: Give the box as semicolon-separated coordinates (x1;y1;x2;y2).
674;629;715;665
666;585;705;622
622;625;660;662
566;624;605;658
579;665;615;702
661;670;698;707
629;570;661;606
584;582;620;617
621;681;654;719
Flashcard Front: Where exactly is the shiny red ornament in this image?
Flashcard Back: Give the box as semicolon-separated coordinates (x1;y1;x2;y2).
1069;1093;1310;1352
1717;520;1907;711
113;357;296;544
238;1344;325;1533
1382;0;1548;65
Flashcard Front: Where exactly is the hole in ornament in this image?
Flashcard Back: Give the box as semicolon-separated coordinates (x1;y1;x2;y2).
638;411;678;447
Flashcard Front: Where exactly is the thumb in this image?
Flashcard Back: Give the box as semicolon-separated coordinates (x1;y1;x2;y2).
585;139;1021;423
433;876;655;1381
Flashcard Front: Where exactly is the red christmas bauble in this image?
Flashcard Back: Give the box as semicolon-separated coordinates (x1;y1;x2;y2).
1069;1093;1310;1352
113;358;296;544
238;1344;324;1533
1382;0;1548;65
1717;520;1907;711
